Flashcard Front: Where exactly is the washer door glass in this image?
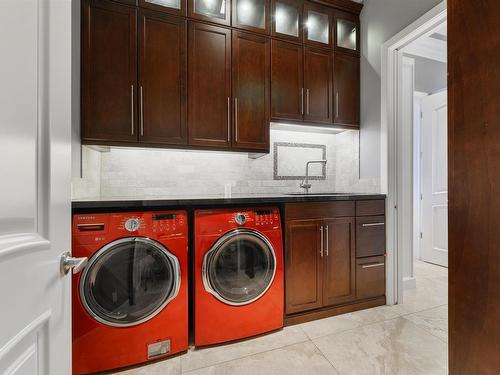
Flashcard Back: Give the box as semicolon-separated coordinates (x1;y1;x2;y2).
205;230;276;305
81;238;179;327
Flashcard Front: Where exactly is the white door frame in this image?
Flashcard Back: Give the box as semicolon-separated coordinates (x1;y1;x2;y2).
380;1;447;304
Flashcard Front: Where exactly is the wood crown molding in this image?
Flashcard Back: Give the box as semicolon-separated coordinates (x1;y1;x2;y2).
311;0;363;15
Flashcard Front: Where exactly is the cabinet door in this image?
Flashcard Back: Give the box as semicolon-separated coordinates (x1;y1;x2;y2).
334;11;359;54
270;40;303;121
188;22;231;148
232;32;270;151
304;47;332;123
82;0;137;143
285;220;323;314
232;0;269;34
272;0;302;42
303;2;331;48
138;11;187;145
188;0;231;26
356;256;385;300
334;52;359;127
322;217;356;306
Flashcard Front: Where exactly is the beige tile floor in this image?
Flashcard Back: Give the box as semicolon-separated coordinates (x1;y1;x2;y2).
114;260;448;375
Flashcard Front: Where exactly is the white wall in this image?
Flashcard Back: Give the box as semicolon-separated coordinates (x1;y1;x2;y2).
72;127;379;199
359;0;443;181
405;54;447;94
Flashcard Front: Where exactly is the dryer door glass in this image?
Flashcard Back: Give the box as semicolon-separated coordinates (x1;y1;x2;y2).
81;237;180;327
205;230;276;305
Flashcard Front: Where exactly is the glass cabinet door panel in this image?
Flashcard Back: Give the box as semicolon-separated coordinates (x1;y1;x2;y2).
146;0;181;9
306;10;329;45
236;0;266;29
275;1;299;37
194;0;227;19
337;19;357;50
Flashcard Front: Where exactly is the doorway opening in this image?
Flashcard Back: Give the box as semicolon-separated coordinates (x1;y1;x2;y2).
381;0;447;307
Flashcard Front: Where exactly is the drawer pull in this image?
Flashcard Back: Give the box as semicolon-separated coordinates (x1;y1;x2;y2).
362;263;385;269
320;225;324;257
361;222;385;227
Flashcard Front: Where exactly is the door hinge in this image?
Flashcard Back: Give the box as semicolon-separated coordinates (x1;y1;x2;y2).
420;111;423;119
420;232;423;239
420;193;423;200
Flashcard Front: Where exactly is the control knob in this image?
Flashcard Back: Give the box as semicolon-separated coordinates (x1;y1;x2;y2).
235;213;247;225
125;218;140;232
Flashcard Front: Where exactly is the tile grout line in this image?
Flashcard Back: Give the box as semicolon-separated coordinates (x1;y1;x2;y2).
309;337;344;375
399;315;449;345
181;337;311;374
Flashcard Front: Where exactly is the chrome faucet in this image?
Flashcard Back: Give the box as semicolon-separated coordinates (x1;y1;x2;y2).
300;160;327;193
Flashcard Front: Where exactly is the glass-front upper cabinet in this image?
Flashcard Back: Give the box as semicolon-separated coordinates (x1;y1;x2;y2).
233;0;269;34
189;0;231;25
140;0;187;16
272;0;302;41
335;14;359;53
304;3;331;47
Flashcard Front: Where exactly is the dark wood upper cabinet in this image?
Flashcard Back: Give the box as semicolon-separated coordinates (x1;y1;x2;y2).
232;0;270;34
271;0;302;42
82;0;137;143
270;40;303;121
304;47;332;123
232;32;270;151
139;0;187;16
285;220;323;314
138;10;187;145
334;52;359;127
188;22;232;148
188;0;231;25
303;2;332;49
322;218;356;306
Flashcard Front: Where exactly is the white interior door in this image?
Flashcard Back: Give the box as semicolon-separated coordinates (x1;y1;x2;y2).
421;90;448;267
0;1;73;374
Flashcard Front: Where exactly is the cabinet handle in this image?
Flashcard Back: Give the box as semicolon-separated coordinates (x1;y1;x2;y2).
140;86;144;137
227;97;231;142
234;97;238;142
130;85;134;135
320;225;324;257
301;88;304;115
335;92;339;119
362;263;385;269
306;89;310;115
361;222;385;227
325;225;329;256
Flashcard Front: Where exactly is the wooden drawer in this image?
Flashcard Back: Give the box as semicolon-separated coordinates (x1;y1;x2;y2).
285;201;355;221
356;200;385;216
356;256;385;299
356;216;386;257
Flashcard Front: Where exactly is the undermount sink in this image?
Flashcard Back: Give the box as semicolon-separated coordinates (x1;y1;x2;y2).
286;192;349;196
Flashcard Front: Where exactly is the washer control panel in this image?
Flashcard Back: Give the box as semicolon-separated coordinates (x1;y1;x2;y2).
254;209;280;229
152;213;185;235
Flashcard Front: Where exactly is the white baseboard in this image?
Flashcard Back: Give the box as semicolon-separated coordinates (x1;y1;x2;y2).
403;276;417;290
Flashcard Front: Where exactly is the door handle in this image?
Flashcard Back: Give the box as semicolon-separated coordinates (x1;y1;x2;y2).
131;85;135;135
335;92;339;119
61;252;88;275
234;97;238;142
361;222;385;227
320;225;324;257
306;89;310;115
140;86;144;137
227;97;231;142
301;88;304;115
325;225;329;256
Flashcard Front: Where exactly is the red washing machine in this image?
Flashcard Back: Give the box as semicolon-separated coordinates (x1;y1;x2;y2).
194;207;284;346
72;211;188;374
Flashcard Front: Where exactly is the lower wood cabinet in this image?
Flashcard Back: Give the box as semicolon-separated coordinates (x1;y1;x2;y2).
285;215;355;315
284;200;385;320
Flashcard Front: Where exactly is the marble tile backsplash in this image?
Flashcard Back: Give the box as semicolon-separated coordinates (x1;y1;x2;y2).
72;127;380;199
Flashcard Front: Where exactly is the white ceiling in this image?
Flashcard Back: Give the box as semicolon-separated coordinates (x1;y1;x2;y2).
403;21;447;63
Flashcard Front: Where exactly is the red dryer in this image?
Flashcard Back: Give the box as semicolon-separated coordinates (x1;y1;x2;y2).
194;207;284;346
72;211;188;374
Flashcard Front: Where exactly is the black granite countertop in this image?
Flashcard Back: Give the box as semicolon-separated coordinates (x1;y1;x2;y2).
72;192;386;213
